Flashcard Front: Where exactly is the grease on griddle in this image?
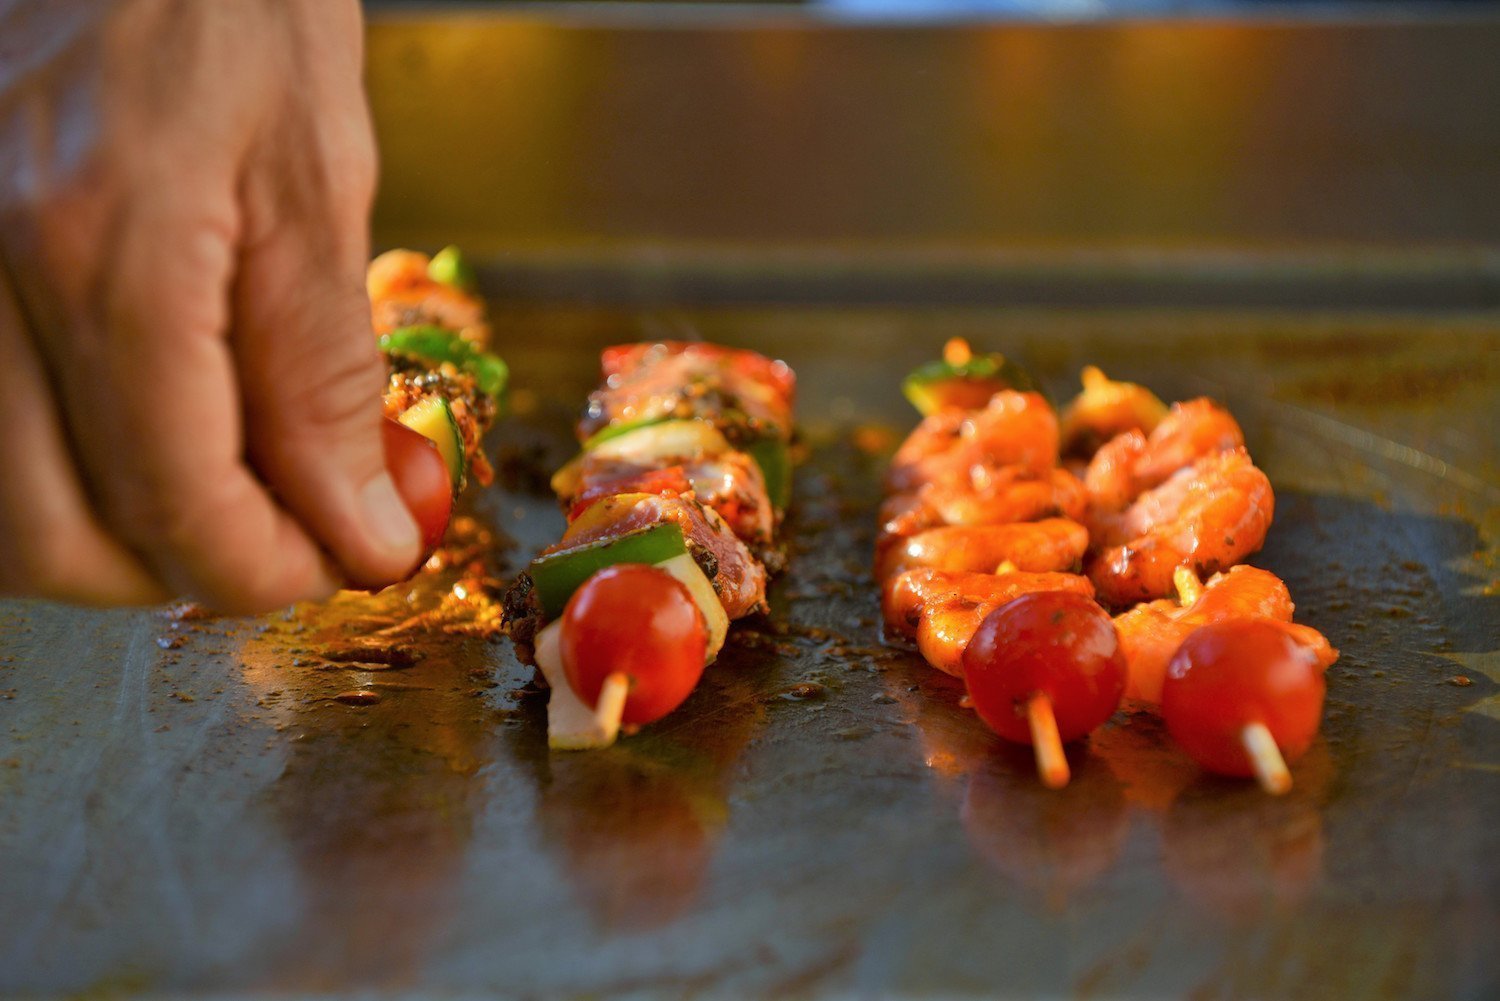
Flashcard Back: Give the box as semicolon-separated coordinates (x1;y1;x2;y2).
777;681;827;701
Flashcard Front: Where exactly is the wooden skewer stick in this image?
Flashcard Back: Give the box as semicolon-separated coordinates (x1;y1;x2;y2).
995;560;1020;575
1027;693;1071;789
593;671;630;743
1240;721;1292;795
1173;565;1204;607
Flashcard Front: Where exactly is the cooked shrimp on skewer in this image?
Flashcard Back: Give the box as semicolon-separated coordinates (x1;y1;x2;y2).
1085;398;1245;514
1114;565;1338;703
1088;448;1274;607
367;248;490;343
883;568;1096;638
887;391;1059;493
888;567;1092;678
875;518;1089;582
880;466;1088;540
883;567;1095;676
1059;366;1169;458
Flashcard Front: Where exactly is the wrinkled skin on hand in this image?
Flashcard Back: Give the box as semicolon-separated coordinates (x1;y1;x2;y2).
0;0;422;611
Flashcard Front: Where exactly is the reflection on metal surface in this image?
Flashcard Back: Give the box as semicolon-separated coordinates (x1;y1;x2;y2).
368;14;1500;278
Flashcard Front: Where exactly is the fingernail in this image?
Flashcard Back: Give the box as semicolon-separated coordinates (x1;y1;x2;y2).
360;473;420;555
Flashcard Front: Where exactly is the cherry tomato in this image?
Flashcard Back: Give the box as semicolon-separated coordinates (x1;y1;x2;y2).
560;564;708;725
1160;619;1326;778
962;591;1127;744
381;417;453;555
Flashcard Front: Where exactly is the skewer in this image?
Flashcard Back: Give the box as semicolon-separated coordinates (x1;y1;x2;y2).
1026;693;1071;789
995;560;1020;574
593;671;630;743
1239;720;1292;795
1173;565;1204;607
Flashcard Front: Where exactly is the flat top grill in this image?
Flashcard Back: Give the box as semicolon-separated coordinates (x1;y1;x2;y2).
1;304;1495;998
3;11;1499;998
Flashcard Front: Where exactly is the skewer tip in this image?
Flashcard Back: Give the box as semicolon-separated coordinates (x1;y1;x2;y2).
593;671;631;742
1241;720;1292;795
1027;693;1071;790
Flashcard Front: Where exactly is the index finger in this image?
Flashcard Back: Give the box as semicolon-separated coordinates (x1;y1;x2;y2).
22;176;341;613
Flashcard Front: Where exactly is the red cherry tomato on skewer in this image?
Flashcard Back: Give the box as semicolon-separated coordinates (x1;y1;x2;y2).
1160;619;1326;794
961;591;1128;789
381;417;453;557
561;564;709;726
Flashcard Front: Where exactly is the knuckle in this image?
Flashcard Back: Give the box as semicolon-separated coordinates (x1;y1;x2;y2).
321;125;378;232
333;139;377;204
101;478;194;560
100;477;310;613
275;335;386;440
327;163;376;239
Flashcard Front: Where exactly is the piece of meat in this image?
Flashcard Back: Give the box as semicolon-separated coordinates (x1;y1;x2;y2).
551;493;768;619
579;343;794;444
600;341;796;402
563;452;774;545
382;360;498;486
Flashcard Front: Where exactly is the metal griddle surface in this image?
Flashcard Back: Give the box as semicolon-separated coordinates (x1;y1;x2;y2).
1;307;1496;999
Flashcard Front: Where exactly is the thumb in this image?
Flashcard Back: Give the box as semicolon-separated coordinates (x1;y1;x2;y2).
231;213;421;591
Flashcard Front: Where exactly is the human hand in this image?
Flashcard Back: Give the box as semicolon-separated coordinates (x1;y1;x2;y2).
0;0;422;612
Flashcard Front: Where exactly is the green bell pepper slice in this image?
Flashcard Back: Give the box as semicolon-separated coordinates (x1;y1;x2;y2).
378;325;509;403
426;244;477;291
902;340;1038;417
745;437;792;512
528;523;689;619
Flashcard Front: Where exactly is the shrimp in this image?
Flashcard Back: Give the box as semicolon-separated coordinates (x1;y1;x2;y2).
915;606;994;678
883;568;1095;676
875;518;1089;582
366;249;489;344
1088;448;1274;607
882;567;1098;678
879;467;1088;540
1114;565;1336;703
887;391;1059;493
1085;398;1244;514
1059;366;1169;458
